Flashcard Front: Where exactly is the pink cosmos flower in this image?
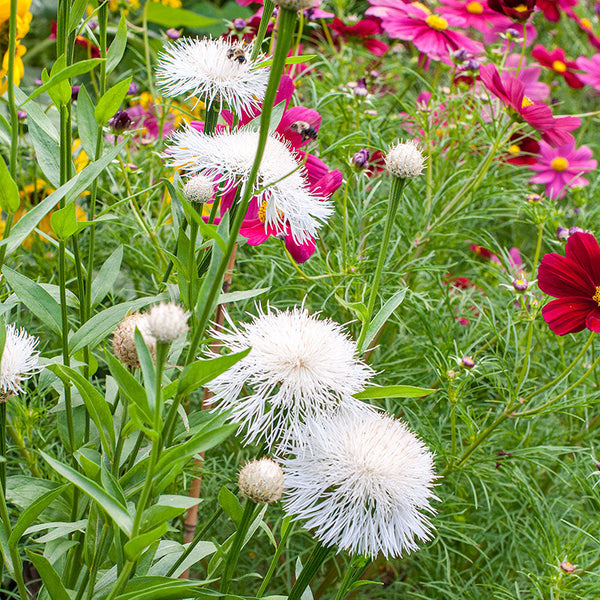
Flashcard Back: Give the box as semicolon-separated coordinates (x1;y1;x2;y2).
536;0;577;22
366;0;484;65
438;0;512;32
329;18;389;56
504;53;549;102
529;140;597;199
479;63;581;147
576;54;600;91
567;10;600;51
530;45;584;89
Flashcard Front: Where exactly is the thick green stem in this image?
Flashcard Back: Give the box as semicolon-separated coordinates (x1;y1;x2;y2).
357;176;407;350
287;543;333;600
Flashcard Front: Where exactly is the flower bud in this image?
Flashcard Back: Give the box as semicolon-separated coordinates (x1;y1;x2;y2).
183;175;215;204
233;18;246;31
112;313;156;369
461;356;475;369
560;561;576;574
569;226;584;236
108;110;132;133
512;277;528;292
147;303;189;343
352;148;370;169
385;140;426;178
556;226;569;241
238;458;285;504
128;81;139;96
166;28;180;40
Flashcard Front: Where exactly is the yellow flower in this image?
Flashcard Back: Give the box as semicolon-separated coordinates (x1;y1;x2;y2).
72;138;89;173
152;0;181;7
0;0;32;93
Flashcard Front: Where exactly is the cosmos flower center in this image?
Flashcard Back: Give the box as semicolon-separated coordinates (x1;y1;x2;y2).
508;144;520;155
514;4;528;12
580;18;592;30
552;60;567;73
594;286;600;307
551;157;569;171
426;14;448;31
467;1;484;14
521;96;533;108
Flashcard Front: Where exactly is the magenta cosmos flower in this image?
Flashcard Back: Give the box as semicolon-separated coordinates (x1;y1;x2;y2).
329;18;389;56
438;0;512;32
479;63;580;147
531;45;583;89
529;140;596;199
536;0;577;22
576;54;600;91
537;232;600;335
366;0;483;65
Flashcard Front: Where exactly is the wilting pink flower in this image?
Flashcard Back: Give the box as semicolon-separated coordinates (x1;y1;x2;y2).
329;18;389;56
439;0;512;32
531;45;584;89
479;63;580;147
576;54;600;90
366;0;484;65
529;140;597;199
536;0;577;22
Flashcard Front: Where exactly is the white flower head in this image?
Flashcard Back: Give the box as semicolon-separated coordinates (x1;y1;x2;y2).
156;37;269;118
238;457;285;504
282;411;437;559
112;313;156;369
183;174;215;204
385;140;426;178
0;324;40;400
147;303;189;344
206;306;374;448
167;126;332;243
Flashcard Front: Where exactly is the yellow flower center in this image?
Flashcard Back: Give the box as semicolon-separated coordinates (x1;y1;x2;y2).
508;144;521;155
552;60;567;73
426;14;448;31
258;199;267;224
514;4;528;12
466;1;484;14
551;157;569;171
521;96;533;108
594;286;600;307
580;18;592;30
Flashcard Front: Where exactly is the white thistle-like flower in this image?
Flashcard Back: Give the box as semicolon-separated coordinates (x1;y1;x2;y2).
206;306;374;448
0;324;40;400
282;411;437;559
385;140;426;178
147;303;189;344
166;126;332;243
183;174;215;204
277;0;319;9
238;458;285;504
112;313;156;369
156;37;269;118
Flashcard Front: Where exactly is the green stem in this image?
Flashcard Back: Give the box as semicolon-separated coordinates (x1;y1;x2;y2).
357;176;407;350
220;500;257;594
333;557;369;600
82;523;111;600
0;485;28;600
250;0;275;61
104;560;135;600
287;543;332;600
256;518;292;598
0;403;5;493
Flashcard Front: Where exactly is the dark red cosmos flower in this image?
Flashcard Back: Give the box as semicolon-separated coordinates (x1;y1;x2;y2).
479;63;581;147
531;45;583;89
329;18;389;56
488;0;536;21
536;0;576;22
537;232;600;335
505;132;540;165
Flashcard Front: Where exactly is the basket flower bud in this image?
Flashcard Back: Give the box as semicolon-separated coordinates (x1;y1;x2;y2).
183;174;215;204
112;313;156;369
147;303;189;343
385;140;426;179
239;458;285;504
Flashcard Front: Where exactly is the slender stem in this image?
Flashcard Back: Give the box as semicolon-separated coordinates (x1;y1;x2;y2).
104;560;135;600
287;543;332;600
357;177;407;350
250;0;275;62
82;523;111;600
333;557;369;600
256;518;292;598
0;486;28;600
0;404;5;492
220;500;257;594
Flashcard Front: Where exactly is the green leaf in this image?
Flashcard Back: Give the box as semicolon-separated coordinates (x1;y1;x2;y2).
13;86;59;142
124;523;168;561
2;267;62;337
145;3;218;27
218;287;269;305
354;385;437;399
28;119;62;187
68;0;88;33
1;142;126;256
9;485;68;547
0;156;20;213
77;84;99;159
91;245;123;308
358;288;407;353
25;550;71;600
95;77;133;125
218;486;242;525
42;56;71;107
50;202;79;240
115;577;216;600
41;452;133;536
177;349;250;397
69;294;166;354
25;57;104;104
106;13;128;74
48;364;116;453
135;328;156;413
335;294;368;324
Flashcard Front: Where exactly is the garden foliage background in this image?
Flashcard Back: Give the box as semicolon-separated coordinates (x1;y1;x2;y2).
0;0;600;598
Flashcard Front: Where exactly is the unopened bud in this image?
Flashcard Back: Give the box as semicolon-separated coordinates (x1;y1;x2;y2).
238;458;285;504
183;175;215;204
461;356;475;369
147;303;189;343
512;278;528;292
108;110;132;133
385;140;426;178
112;313;156;369
352;148;370;169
